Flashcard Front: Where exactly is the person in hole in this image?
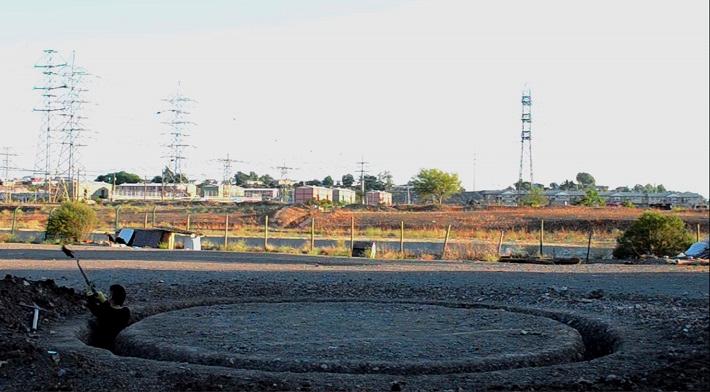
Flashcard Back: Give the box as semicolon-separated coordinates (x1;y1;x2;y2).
86;284;131;349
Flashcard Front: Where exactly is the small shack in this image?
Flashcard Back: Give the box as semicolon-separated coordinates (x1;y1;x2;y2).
114;227;202;250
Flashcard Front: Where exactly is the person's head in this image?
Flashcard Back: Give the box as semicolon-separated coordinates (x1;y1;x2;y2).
109;284;126;306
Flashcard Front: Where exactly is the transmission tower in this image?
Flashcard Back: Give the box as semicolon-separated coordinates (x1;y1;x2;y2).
56;51;91;201
158;83;195;186
216;154;244;198
1;147;18;182
33;49;67;201
518;88;533;193
356;158;369;204
273;162;297;203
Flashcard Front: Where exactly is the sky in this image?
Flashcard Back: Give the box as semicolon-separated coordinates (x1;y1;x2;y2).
1;0;708;196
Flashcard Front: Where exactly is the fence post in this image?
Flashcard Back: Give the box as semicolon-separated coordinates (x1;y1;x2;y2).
539;219;544;258
11;207;20;235
497;230;505;257
350;216;355;254
400;221;404;258
186;213;191;231
143;212;148;229
114;206;121;231
586;229;593;263
310;217;315;251
441;224;452;260
152;206;157;227
224;214;229;249
264;215;269;251
697;224;701;242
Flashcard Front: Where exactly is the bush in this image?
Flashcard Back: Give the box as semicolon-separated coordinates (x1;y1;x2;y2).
46;201;98;243
519;187;548;207
613;211;694;259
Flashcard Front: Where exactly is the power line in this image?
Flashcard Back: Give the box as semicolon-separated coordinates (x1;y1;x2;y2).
157;82;196;185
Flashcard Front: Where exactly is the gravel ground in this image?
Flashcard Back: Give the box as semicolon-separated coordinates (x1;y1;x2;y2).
0;245;708;391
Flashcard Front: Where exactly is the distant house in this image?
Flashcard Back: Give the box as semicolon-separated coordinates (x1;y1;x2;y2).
391;185;418;205
243;188;280;201
113;183;197;200
199;183;246;200
332;188;357;204
294;186;332;204
365;191;392;206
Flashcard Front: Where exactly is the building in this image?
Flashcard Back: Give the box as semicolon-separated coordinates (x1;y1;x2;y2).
332;188;357;204
243;188;280;201
365;190;392;206
294;186;333;204
113;183;197;200
198;183;246;200
460;189;707;209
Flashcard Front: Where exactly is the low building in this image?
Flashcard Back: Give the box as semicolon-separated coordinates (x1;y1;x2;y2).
391;185;419;205
294;186;333;204
332;188;357;205
366;190;392;206
243;188;280;201
113;183;197;200
199;183;245;200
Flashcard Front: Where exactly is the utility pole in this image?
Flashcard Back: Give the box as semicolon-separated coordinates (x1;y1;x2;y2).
472;153;477;192
518;88;534;198
356;158;368;205
33;49;67;203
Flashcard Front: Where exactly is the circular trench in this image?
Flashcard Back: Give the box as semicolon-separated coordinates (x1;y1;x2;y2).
114;301;589;375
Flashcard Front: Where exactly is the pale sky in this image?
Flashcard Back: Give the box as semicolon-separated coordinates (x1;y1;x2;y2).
1;0;708;196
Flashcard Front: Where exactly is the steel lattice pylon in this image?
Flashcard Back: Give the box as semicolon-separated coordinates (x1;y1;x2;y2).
518;89;533;191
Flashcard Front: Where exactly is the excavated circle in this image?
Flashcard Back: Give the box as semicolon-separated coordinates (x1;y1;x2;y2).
114;301;586;375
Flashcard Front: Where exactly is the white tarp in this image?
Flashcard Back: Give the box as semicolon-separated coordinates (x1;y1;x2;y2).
183;235;201;251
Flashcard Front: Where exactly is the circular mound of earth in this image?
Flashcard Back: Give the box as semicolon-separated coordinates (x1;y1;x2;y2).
115;302;585;374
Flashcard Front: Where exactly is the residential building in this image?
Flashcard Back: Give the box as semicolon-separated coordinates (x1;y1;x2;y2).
332;188;357;204
366;190;392;206
243;188;280;201
113;183;197;200
294;186;333;204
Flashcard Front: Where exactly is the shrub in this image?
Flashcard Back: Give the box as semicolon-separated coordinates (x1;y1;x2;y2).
46;201;98;243
612;211;694;259
519;187;548;207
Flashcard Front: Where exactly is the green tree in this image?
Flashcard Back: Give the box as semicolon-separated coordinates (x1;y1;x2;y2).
559;180;578;190
341;174;355;188
95;171;142;185
377;171;394;191
613;211;694;259
656;184;667;193
549;182;560;190
305;179;322;186
575;172;596;188
322;176;334;187
514;180;532;191
46;201;98;243
151;167;188;184
411;169;462;204
259;174;278;187
363;175;385;191
519;187;548;207
579;188;605;207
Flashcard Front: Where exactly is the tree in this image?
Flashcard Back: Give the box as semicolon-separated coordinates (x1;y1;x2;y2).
363;175;385;191
579;188;605;207
377;171;394;191
152;167;188;184
575;172;596;188
612;211;694;259
305;179;322;186
559;180;578;191
519;186;548;207
96;171;141;185
549;182;560;190
259;174;278;187
656;184;667;193
233;171;250;186
514;180;532;191
341;174;355;188
615;186;630;192
633;184;645;192
46;201;97;243
322;176;334;187
410;169;462;204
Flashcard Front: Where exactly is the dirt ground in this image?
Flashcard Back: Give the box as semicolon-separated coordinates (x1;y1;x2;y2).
0;245;708;391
